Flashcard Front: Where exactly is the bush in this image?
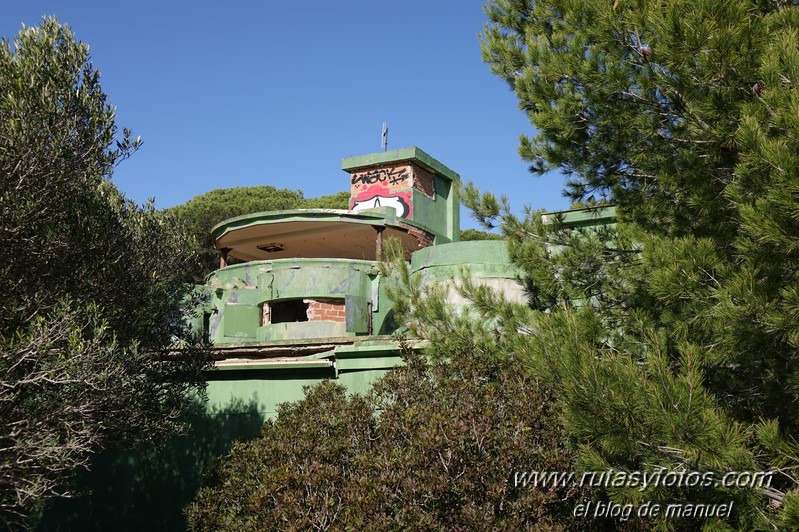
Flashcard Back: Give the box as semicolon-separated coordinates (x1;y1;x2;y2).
187;345;592;531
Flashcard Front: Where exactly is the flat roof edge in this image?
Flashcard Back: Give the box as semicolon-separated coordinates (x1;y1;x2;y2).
341;146;460;182
210;207;399;241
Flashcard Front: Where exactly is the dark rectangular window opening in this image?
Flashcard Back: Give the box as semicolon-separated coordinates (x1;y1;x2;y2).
270;300;309;323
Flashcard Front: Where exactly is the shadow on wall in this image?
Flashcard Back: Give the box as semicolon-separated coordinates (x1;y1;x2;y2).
35;397;265;532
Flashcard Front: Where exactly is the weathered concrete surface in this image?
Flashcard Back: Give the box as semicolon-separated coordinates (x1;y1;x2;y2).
211;208;422;261
342;146;460;244
411;240;527;306
204;258;390;344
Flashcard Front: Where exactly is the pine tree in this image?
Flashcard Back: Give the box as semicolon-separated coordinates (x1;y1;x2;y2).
431;0;799;528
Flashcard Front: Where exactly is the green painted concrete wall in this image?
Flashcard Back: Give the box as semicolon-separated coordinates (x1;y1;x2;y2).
342;146;460;243
206;367;336;417
411;240;519;281
410;174;460;244
205;258;385;344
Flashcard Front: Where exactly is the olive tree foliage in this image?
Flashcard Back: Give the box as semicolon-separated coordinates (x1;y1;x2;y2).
167;187;350;280
0;19;207;526
436;0;799;528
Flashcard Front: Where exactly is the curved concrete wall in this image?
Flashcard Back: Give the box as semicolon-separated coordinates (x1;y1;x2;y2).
410;240;526;307
205;258;384;344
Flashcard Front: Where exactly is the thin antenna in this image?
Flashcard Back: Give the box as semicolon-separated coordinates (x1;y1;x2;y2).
381;122;388;151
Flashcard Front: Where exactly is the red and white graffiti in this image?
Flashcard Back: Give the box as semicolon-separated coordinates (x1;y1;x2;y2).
350;185;412;219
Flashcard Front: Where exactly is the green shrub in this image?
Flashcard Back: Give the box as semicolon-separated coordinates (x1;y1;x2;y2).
186;347;590;531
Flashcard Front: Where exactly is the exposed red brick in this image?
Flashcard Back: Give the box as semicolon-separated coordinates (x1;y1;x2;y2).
348;161;437;204
304;298;346;323
410;162;435;199
349;162;413;200
399;222;435;249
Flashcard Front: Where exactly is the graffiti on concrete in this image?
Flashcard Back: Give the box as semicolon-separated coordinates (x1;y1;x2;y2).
351;185;412;218
350;166;410;187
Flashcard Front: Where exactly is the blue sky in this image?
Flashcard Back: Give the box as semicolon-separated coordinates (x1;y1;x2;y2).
3;2;572;228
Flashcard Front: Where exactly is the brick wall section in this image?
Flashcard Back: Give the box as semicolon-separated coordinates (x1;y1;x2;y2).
304;298;346;323
410;162;435;199
399;222;435;249
349;161;436;201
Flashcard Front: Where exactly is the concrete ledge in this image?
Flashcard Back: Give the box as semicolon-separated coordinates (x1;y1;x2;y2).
342;146;460;183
